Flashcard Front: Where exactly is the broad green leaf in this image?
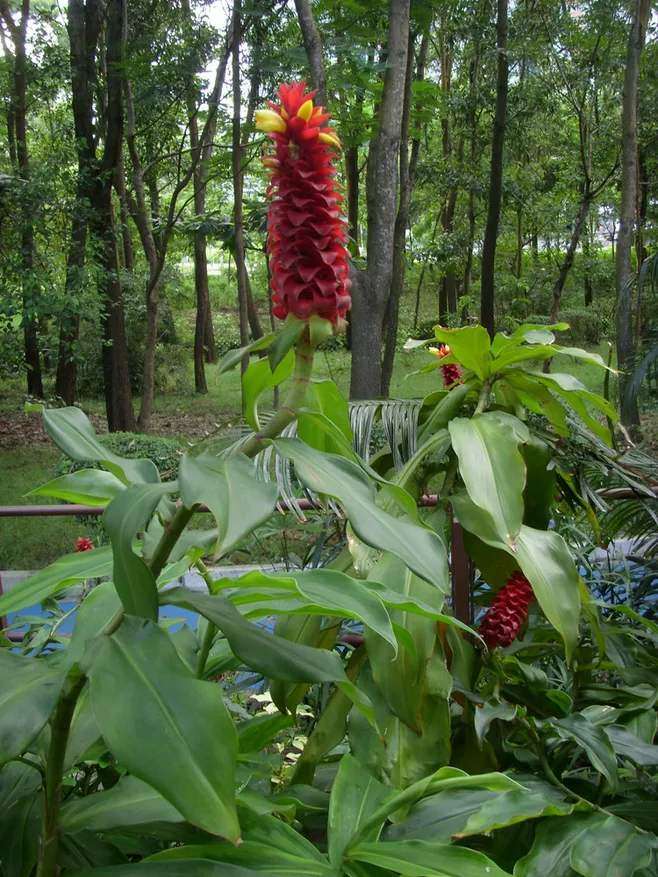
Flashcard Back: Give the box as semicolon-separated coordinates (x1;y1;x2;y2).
27;468;125;506
347;840;511;877
554;346;610;369
0;652;65;765
474;699;517;744
0;781;41;877
67;581;122;666
0;545;113;615
328;755;393;864
449;412;528;544
274;439;449;593
179;454;277;556
418;383;470;441
217;332;275;374
87;617;239;840
103;483;175;620
242;349;295;429
63;684;102;770
233;568;396;650
269;317;305;371
432;325;492;379
492;345;556;371
386;776;572;842
162;588;348;684
516;812;654;877
522;438;555;529
514;526;581;661
43;406;159;484
298;378;353;456
237;714;294;753
60;774;183;833
149;813;335;875
604;725;658;766
551;714;618;790
74;864;265;877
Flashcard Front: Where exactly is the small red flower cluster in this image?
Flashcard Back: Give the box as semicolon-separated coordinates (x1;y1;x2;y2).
479;571;534;649
75;536;94;552
430;344;461;387
255;82;350;324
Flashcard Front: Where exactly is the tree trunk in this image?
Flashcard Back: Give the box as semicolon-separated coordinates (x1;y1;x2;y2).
350;0;410;399
515;207;523;279
293;0;326;106
616;0;650;433
480;0;508;337
96;0;134;431
583;220;593;307
1;0;44;397
549;194;591;323
232;0;250;378
55;208;86;403
345;146;360;257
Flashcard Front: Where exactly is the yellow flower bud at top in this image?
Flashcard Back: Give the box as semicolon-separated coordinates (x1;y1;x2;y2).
255;109;287;134
297;98;314;121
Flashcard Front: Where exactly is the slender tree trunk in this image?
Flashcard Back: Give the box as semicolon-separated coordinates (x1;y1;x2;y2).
232;0;250;378
350;0;410;399
635;147;648;268
345;146;360;257
616;0;650;433
583;220;593;307
515;207;523;279
56;209;87;403
96;0;134;431
115;155;134;272
480;0;508;337
382;29;429;395
549;193;591;322
293;0;326;106
1;0;44;396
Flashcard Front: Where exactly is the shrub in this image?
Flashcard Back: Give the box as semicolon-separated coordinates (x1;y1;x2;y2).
213;311;243;356
54;431;184;481
561;306;610;345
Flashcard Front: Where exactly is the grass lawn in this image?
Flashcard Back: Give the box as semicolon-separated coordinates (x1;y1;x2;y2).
0;340;618;571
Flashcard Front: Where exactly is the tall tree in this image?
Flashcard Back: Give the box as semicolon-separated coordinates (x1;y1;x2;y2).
0;0;43;397
479;0;508;337
350;0;410;398
616;0;650;433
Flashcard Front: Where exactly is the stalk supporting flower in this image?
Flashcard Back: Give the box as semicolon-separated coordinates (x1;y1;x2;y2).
429;344;462;388
255;82;350;324
480;571;534;649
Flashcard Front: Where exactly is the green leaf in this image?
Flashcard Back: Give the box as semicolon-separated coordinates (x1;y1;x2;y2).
217;333;275;375
237;714;295;753
514;526;581;662
328;755;393;864
161;588;347;685
87;617;239;840
298;378;353;456
27;468;125;506
274;439;449;593
242;349;295;429
269;317;305;371
516;812;654;877
604;725;658;766
0;652;65;765
0;546;113;616
492;345;557;371
73;865;265;877
103;483;175;620
67;582;122;667
149;813;335;875
60;774;183;833
449;412;528;544
347;840;511;876
42;407;159;484
474;699;517;745
551;714;618;790
432;326;492;379
179;454;277;557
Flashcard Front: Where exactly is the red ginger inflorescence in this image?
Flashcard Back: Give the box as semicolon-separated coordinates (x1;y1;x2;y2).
75;536;94;552
479;571;534;649
255;82;350;324
430;344;462;387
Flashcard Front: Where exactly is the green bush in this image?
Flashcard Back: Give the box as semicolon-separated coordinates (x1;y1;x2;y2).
561;306;610;345
54;431;184;481
213;311;243;356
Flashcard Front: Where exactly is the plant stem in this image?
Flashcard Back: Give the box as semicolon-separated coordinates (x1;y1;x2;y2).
238;331;316;459
195;560;220;677
37;673;86;877
474;379;492;415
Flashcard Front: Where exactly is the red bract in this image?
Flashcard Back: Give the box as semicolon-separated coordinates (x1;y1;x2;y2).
75;536;94;552
430;344;462;387
479;571;534;649
255;82;350;324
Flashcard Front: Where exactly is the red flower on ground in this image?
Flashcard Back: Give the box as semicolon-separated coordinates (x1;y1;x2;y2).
429;344;462;387
75;536;94;552
479;571;534;649
255;82;350;324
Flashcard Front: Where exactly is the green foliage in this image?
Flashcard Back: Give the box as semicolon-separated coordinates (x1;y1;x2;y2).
1;321;656;877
